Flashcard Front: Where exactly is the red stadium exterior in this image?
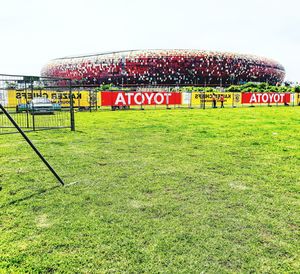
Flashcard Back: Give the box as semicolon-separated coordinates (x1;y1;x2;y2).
41;49;285;86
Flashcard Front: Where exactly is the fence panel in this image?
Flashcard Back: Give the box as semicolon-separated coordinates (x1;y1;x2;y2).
0;74;74;135
44;89;298;112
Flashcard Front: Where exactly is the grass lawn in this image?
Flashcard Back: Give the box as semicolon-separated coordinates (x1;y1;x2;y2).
0;107;299;273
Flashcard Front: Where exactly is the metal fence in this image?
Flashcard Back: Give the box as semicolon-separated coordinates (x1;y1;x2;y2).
0;74;75;135
74;90;300;111
3;79;297;119
180;91;300;109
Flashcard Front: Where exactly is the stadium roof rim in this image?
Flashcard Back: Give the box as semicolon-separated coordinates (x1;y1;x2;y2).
52;49;266;60
51;49;283;67
54;49;142;60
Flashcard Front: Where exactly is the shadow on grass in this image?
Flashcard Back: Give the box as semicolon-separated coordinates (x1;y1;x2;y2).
0;184;61;209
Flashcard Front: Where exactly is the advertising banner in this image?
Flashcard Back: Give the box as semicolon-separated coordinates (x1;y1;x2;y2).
182;92;192;105
6;90;92;108
241;93;291;104
191;92;240;107
0;90;7;106
101;92;182;106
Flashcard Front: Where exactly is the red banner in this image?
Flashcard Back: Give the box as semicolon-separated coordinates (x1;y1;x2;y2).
242;93;291;104
101;92;182;106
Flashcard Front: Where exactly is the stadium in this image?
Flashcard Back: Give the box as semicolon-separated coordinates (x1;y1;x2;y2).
41;49;286;86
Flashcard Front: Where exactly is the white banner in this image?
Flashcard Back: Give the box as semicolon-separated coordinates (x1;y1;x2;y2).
182;92;191;105
0;90;8;106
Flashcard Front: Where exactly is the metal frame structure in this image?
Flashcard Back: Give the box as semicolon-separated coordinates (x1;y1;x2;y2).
0;74;77;185
0;74;75;134
0;103;64;185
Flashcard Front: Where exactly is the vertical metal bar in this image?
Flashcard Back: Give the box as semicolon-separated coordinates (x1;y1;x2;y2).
140;90;143;110
69;80;75;131
30;78;35;131
89;90;92;112
0;103;64;186
95;90;98;111
24;81;30;128
166;88;169;110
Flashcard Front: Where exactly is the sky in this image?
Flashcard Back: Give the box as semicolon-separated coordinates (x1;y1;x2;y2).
0;0;299;81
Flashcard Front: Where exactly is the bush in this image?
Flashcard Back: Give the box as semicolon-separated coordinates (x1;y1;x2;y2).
227;85;241;92
294;86;300;93
242;82;259;89
258;82;268;90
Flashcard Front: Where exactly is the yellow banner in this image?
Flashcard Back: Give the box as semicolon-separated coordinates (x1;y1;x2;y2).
296;93;300;106
6;90;97;108
191;92;241;107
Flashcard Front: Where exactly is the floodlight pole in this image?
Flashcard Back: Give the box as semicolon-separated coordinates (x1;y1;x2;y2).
0;104;64;186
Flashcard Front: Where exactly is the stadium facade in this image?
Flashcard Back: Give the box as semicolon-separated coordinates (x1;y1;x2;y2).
41;49;285;86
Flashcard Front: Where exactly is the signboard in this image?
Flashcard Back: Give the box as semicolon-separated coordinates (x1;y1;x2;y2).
0;90;7;106
101;92;182;106
241;93;291;104
191;92;239;107
5;90;94;108
296;93;300;105
182;92;192;105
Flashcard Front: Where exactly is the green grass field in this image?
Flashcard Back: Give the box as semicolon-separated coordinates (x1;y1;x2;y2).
0;107;299;273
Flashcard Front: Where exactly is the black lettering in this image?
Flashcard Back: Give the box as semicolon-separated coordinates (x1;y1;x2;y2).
75;93;82;99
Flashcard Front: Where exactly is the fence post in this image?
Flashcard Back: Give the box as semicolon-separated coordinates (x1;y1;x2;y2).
140;90;144;110
30;78;36;131
89;90;92;112
24;81;30;128
166;88;171;110
199;91;201;109
173;88;176;109
96;90;98;111
69;80;75;131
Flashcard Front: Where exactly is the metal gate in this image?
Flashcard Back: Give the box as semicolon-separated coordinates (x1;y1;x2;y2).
0;74;75;134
